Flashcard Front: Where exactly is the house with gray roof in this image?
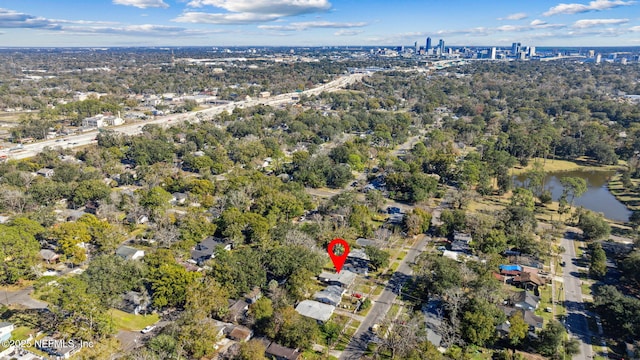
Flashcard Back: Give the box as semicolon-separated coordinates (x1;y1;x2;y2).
421;300;445;349
40;249;60;264
318;270;356;288
295;300;335;323
190;236;232;265
0;322;14;342
116;245;145;261
345;249;370;275
513;291;540;311
120;291;149;315
313;285;344;306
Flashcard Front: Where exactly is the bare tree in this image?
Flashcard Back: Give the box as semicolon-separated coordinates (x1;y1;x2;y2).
373;227;392;243
284;229;317;250
0;187;31;213
151;218;180;248
379;314;426;359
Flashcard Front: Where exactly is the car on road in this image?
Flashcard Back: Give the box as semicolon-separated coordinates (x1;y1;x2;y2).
141;325;156;334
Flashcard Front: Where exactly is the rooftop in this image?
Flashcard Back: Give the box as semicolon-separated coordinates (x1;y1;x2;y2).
319;270;357;287
295;300;335;322
265;342;301;360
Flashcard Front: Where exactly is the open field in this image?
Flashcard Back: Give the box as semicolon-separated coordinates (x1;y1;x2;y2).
511;157;623;176
107;309;160;331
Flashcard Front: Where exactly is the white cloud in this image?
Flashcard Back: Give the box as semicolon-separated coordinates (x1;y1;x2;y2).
0;8;61;29
258;20;367;31
334;29;362;36
0;7;224;38
630;25;640;31
572;18;628;28
543;0;635;16
113;0;169;9
185;0;331;15
175;0;332;24
496;25;527;32
498;12;528;20
529;19;566;28
173;12;280;24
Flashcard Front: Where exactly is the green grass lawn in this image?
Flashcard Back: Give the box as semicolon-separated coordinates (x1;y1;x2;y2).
10;326;35;340
387;304;401;321
536;286;555;323
302;350;338;360
389;262;399;272
372;285;383;296
108;309;160;331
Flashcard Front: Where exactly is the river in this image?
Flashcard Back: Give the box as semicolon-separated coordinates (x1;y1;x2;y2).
514;170;631;222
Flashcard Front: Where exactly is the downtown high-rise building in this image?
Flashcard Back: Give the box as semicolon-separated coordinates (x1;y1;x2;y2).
426;37;432;53
438;39;445;55
511;42;521;55
490;47;497;60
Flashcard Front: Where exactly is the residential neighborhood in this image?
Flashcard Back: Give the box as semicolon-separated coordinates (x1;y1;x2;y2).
0;40;639;360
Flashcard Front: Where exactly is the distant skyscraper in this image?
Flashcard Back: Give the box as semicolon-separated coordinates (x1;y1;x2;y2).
426;37;432;53
596;54;602;63
588;50;595;58
414;41;419;53
511;42;521;55
490;47;496;60
528;46;536;57
438;39;445;56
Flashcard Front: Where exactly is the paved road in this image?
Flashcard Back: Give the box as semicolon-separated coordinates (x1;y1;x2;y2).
1;73;365;161
0;287;48;309
560;230;593;360
340;235;429;360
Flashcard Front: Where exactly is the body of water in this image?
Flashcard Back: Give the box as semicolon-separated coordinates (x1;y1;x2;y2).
514;170;631;222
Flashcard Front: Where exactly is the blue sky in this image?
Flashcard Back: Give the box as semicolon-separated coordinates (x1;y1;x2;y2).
0;0;639;47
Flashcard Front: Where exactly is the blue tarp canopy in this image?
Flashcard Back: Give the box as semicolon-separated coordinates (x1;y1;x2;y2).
499;264;522;272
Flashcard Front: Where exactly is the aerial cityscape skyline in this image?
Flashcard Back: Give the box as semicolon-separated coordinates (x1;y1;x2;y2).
0;0;640;47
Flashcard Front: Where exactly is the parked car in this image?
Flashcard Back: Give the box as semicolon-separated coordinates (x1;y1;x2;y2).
141;325;156;334
387;206;401;214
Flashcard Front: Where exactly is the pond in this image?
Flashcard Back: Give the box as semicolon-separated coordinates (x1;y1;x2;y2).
514;169;631;222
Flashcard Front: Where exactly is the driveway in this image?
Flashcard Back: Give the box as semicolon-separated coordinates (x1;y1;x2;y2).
0;287;48;309
116;320;169;353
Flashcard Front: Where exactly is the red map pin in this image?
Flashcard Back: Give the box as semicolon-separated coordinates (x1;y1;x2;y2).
328;238;350;273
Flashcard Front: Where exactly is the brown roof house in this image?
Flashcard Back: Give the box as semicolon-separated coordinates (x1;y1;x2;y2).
227;325;253;342
226;299;249;323
512;272;545;292
265;342;301;360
